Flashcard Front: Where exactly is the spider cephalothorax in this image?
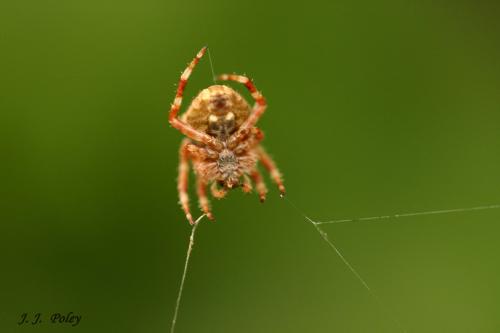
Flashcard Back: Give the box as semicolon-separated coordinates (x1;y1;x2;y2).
169;47;285;224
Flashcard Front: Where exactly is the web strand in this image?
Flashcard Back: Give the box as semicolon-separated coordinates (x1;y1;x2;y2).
170;215;206;333
207;46;217;83
314;203;500;225
284;197;407;332
283;196;500;332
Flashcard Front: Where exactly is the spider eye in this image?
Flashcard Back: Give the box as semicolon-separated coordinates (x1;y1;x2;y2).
208;114;220;132
225;112;235;124
224;112;235;131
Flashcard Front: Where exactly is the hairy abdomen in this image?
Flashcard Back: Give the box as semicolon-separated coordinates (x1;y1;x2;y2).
193;149;258;185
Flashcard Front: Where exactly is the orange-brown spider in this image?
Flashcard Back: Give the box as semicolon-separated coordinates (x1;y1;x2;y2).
169;47;285;224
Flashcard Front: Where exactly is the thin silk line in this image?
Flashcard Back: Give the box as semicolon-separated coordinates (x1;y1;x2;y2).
285;197;407;332
207;47;217;83
170;215;206;333
314;204;500;225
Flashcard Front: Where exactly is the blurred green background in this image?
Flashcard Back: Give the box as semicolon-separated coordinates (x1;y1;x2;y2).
1;0;500;332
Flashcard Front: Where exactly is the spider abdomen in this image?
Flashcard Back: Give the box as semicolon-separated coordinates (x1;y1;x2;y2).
181;85;251;135
216;149;239;187
193;148;258;189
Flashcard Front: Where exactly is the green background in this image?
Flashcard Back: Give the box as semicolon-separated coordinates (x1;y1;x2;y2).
1;0;500;332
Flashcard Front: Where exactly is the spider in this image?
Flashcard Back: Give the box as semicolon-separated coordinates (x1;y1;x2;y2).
169;47;285;224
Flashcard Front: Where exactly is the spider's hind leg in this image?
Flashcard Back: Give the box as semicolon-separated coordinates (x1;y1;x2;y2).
196;177;214;221
178;139;194;224
250;169;268;203
241;174;253;193
257;147;285;197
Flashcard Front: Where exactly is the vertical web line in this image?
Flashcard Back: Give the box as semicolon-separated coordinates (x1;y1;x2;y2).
170;215;206;333
207;46;217;83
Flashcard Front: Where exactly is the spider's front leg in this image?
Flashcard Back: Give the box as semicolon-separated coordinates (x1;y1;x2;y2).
178;139;194;224
217;74;267;131
169;47;222;151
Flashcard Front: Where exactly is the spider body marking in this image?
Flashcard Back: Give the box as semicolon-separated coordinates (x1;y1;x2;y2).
169;47;285;224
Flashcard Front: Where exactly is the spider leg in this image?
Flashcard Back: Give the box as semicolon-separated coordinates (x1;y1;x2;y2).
169;47;222;150
210;182;227;199
196;177;214;220
178;139;194;224
257;146;285;197
217;74;267;130
229;127;264;151
250;169;267;202
241;174;253;193
185;142;218;161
